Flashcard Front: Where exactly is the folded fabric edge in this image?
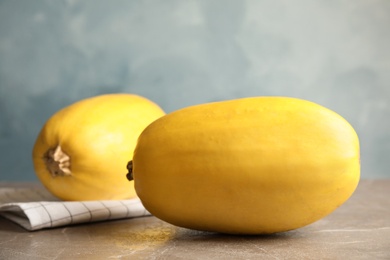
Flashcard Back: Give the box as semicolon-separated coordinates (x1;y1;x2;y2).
0;200;152;231
0;204;33;230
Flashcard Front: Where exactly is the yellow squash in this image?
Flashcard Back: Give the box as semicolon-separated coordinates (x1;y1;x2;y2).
128;96;360;234
33;93;165;201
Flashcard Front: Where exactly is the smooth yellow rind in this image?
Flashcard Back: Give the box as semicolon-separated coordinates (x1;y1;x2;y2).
133;97;360;234
33;93;165;201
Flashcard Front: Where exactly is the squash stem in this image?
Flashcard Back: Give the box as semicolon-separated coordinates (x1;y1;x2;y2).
43;145;72;177
126;161;134;181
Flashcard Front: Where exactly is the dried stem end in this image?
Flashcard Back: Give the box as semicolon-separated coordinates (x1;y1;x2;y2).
43;145;72;177
126;161;134;181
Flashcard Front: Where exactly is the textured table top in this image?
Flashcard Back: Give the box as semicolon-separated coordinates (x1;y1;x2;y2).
1;179;389;260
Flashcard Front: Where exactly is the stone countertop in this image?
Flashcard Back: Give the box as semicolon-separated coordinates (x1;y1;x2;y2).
0;179;389;259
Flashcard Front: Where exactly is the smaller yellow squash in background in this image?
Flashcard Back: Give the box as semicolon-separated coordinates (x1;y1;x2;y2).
128;96;360;234
33;93;165;201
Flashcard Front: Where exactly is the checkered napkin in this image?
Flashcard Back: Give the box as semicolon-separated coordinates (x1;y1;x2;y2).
0;186;151;231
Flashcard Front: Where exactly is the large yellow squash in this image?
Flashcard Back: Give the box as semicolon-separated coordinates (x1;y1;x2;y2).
33;93;165;201
128;96;360;234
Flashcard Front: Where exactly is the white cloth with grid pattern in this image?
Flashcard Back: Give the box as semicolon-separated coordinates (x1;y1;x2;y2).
0;186;151;231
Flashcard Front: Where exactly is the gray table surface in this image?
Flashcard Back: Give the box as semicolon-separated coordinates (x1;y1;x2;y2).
1;179;389;260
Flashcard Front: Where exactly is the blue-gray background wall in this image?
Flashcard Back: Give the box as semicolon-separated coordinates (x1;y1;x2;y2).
1;0;389;181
